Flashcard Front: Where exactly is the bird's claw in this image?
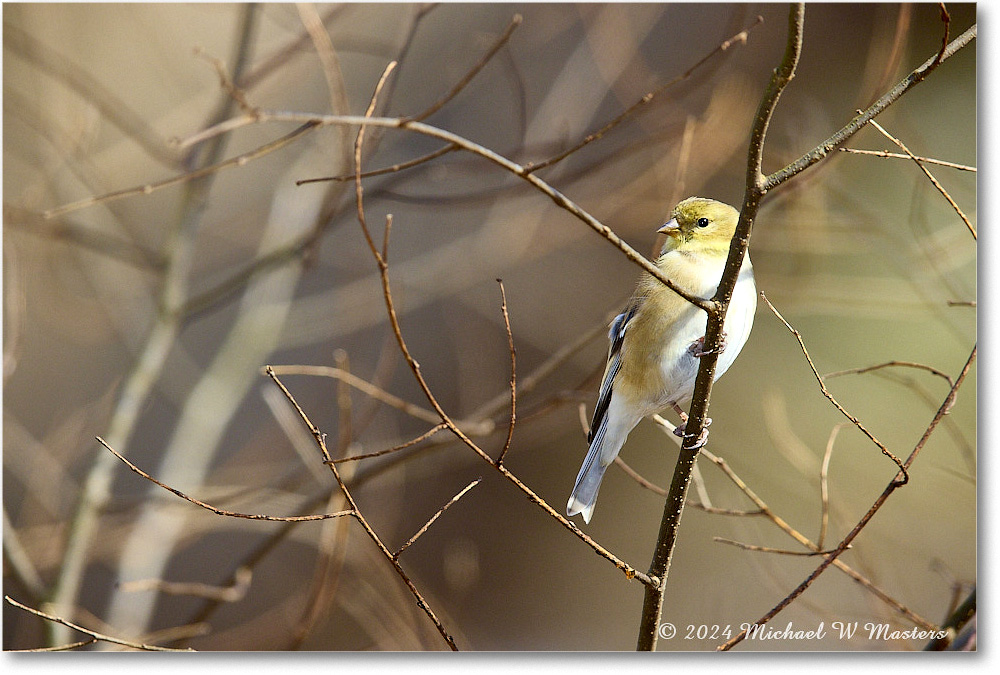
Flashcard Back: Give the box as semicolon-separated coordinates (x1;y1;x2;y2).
689;333;728;358
672;413;712;448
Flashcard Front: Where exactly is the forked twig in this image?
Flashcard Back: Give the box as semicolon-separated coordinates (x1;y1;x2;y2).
760;293;907;481
719;344;976;650
866;118;975;239
263;366;460;650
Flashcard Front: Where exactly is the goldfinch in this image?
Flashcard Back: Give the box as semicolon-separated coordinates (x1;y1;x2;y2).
567;197;756;523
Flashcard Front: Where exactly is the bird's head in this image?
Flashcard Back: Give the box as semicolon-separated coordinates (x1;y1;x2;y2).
658;197;740;257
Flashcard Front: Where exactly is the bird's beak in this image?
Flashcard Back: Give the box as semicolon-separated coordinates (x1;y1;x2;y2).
657;218;680;238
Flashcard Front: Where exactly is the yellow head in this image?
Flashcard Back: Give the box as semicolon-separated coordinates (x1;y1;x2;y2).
658;197;740;257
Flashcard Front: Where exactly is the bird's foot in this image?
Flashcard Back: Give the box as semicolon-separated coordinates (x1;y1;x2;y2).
671;411;712;448
689;333;728;357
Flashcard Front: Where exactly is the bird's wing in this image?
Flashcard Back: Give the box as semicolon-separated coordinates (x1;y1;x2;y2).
588;300;640;443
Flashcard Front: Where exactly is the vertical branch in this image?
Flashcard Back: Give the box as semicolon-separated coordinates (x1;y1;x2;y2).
635;2;805;652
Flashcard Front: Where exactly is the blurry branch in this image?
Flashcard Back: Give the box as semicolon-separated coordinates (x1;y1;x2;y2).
4;204;164;270
267;365;493;435
818;423;849;549
119;567;252;603
48;6;260;648
470;306;619;421
720;343;976;650
866;118;976;239
3;510;47;601
3;24;180;167
403;14;523;124
4;596;193;652
329;424;448;464
925;587;976;651
525;15;764;174
297;12;522;185
760;293;907;478
838;147;975;172
97;437;354;523
194;46;256;115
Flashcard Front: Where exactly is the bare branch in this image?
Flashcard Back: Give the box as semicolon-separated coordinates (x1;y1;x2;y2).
760;293;907;479
263;366;460;650
97;437;354;523
5;595;193;652
838;147;976;172
43;122;320;219
404;14;523;123
713;537;848;556
866;117;976;239
525;16;764;174
395;479;482;558
495;279;517;466
719;344;976;650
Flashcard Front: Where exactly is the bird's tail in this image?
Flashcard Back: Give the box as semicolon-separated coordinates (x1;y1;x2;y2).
566;417;632;524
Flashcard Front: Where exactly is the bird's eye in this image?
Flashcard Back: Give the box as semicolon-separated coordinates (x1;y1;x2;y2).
697;217;710;228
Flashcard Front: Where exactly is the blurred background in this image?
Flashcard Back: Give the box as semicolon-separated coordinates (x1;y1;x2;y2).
3;3;975;651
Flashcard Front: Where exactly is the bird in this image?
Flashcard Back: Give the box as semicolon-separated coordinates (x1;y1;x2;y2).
566;197;756;524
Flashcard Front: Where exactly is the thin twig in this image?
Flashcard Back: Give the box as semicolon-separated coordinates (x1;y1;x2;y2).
495;279;517;466
760;292;907;480
12;638;99;652
403;14;523;123
5;596;193;652
194;46;257;115
838;147;976;172
763;21;975;191
713;537;848;556
525;16;764;173
43;122;320;219
866;117;976;239
296;143;460;184
264;366;460;650
614;457;668;497
395;479;482;558
97;437;354;523
824;360;956;388
329;424;448;464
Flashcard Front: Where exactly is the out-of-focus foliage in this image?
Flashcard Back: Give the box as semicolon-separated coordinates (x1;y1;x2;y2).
4;3;975;651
